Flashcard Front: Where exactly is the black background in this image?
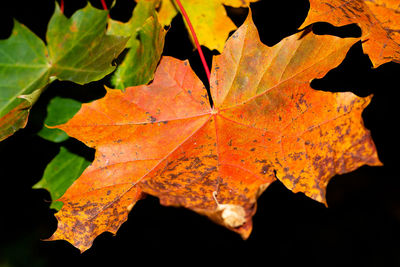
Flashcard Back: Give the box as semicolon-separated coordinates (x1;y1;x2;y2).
0;0;399;266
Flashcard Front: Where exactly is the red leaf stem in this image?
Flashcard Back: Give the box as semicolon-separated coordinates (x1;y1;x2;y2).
100;0;108;11
174;0;211;82
100;0;110;18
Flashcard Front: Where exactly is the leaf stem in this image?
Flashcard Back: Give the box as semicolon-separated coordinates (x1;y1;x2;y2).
174;0;211;82
60;0;64;13
100;0;110;18
100;0;108;11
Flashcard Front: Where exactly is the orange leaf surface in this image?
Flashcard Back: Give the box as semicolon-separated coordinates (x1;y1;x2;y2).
302;0;400;67
49;13;381;252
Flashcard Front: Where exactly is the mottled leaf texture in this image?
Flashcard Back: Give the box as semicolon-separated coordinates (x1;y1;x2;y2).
302;0;400;67
33;147;91;210
108;0;166;89
38;97;82;143
49;13;380;252
158;0;258;51
0;4;128;141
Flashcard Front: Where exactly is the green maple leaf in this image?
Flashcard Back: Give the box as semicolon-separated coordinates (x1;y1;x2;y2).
0;3;128;141
107;0;166;89
38;97;82;143
33;147;91;211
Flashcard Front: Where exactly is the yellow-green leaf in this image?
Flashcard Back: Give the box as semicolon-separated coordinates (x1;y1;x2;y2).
158;0;258;51
108;0;166;89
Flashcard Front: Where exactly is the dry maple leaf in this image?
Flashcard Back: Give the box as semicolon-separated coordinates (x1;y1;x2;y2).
302;0;400;67
48;13;381;252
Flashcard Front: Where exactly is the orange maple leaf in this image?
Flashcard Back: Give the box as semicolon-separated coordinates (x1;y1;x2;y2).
48;13;381;252
301;0;400;67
